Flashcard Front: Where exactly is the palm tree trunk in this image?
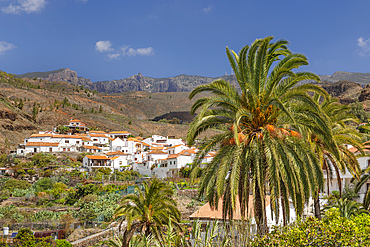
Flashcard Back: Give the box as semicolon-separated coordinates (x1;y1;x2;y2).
254;182;267;236
314;191;321;220
281;197;287;226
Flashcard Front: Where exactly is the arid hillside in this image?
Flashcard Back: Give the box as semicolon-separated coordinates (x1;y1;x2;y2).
0;71;216;151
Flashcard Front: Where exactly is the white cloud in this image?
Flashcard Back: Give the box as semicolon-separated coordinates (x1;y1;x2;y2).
95;41;114;53
357;36;370;56
1;0;46;14
203;5;212;14
107;53;120;60
136;47;154;56
96;41;154;59
0;41;17;54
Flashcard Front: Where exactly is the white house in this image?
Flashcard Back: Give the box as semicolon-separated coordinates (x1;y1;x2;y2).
24;142;59;154
83;155;112;172
108;131;131;140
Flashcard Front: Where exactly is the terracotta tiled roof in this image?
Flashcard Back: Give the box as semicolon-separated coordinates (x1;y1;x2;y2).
108;137;113;141
148;150;167;154
105;151;127;155
189;195;270;220
110;156;120;160
164;144;184;150
167;154;179;159
109;131;130;134
30;134;53;137
179;149;197;156
89;131;107;134
82;145;101;150
86;155;110;160
150;147;164;150
89;134;108;138
69;119;82;122
81;137;92;141
52;135;82;139
26;142;59;147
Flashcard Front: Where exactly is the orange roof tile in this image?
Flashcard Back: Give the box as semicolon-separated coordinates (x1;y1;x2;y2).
89;134;108;138
105;151;128;155
52;135;82;139
30;134;53;137
86;155;110;160
190;195;270;220
110;156;120;160
167;154;179;159
89;131;107;134
148;150;167;155
69;119;82;122
109;131;130;134
165;144;184;150
26;142;59;147
81;137;92;141
83;145;101;150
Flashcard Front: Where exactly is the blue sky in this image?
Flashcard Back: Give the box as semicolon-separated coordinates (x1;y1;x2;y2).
1;0;370;82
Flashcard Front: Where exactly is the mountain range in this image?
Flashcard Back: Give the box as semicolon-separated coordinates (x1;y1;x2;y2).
17;68;370;94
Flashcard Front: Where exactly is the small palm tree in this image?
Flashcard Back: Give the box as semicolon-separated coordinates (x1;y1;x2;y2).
324;198;368;219
114;179;181;247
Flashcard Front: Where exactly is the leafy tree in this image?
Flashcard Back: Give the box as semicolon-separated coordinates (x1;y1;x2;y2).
350;102;370;123
32;102;38;121
114;179;181;246
65;184;98;205
18;98;23;110
187;36;331;235
99;105;103;113
14;228;35;247
56;125;70;134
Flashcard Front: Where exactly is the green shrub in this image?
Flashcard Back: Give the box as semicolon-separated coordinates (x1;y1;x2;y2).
3;179;31;192
56;239;72;247
33;177;53;192
31;153;57;168
251;208;370;246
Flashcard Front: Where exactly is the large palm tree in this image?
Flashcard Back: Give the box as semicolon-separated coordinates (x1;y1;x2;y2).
187;36;335;235
114;179;181;247
307;95;364;219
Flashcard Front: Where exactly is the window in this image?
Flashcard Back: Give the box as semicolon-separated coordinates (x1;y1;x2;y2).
49;148;52;152
77;141;80;144
93;139;98;141
65;140;69;144
135;158;137;161
63;148;66;151
119;161;122;165
368;159;370;167
67;148;70;151
170;161;172;165
174;161;176;165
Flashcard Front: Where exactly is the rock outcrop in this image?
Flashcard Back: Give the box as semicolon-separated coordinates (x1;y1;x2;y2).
359;84;370;102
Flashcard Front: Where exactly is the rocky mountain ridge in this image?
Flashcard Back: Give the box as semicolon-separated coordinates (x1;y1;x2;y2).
18;68;370;94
